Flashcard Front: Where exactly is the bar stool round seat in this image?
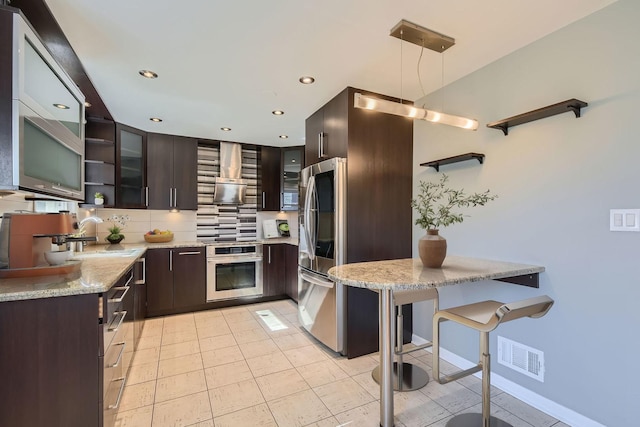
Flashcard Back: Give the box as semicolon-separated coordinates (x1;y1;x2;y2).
433;295;554;427
372;288;439;391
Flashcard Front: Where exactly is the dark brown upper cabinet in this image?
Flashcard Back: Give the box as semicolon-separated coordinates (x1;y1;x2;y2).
281;146;304;211
83;117;116;207
115;123;147;208
305;91;348;166
147;133;198;210
258;145;281;211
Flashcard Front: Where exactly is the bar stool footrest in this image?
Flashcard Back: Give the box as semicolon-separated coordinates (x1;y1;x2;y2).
396;341;433;356
372;362;429;392
446;413;513;427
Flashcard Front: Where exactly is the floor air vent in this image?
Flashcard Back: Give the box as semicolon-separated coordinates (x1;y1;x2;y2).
497;336;545;382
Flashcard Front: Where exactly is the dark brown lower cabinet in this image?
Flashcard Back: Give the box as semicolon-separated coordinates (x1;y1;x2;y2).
285;244;299;302
0;294;100;427
146;247;206;315
263;243;286;296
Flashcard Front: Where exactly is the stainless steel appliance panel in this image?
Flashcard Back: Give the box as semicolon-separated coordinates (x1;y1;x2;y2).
206;244;263;301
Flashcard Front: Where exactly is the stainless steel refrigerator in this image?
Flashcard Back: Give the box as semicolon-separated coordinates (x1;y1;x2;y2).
298;157;347;354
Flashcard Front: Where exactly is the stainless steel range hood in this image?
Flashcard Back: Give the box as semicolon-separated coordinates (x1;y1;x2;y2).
213;142;246;204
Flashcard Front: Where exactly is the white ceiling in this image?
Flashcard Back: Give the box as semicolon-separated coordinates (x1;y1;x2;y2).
45;0;616;147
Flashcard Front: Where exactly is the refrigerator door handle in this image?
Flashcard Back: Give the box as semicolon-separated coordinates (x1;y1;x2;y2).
300;271;334;289
304;175;316;260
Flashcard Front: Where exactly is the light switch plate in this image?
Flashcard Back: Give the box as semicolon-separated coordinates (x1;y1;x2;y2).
610;209;640;232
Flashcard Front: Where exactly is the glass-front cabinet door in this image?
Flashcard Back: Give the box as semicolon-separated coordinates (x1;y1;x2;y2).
281;146;304;211
116;124;147;208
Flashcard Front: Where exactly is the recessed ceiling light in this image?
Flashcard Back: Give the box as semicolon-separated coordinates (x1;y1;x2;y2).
272;110;284;116
53;103;69;109
84;101;92;108
150;117;163;122
221;127;231;131
291;159;296;163
139;70;158;79
299;76;315;84
279;135;288;139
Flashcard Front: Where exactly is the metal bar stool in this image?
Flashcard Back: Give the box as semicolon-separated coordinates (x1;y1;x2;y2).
433;295;554;427
372;288;439;391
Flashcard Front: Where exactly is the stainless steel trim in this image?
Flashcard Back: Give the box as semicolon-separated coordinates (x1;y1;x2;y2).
268;246;271;264
107;377;126;410
169;187;173;207
145;186;149;206
169;250;173;272
178;251;201;255
206;244;263;302
262;192;266;209
300;271;334;288
109;342;126;368
108;310;126;332
174;188;178;207
108;286;130;304
380;289;395;427
304;175;316;260
51;185;81;196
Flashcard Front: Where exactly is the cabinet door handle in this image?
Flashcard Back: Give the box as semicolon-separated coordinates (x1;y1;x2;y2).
268;246;271;264
108;342;126;368
174;188;178;207
169;188;173;207
178;251;201;255
169;250;173;272
262;192;266;209
108;286;130;303
108;377;126;410
135;258;146;285
319;132;326;158
108;310;127;332
145;187;149;206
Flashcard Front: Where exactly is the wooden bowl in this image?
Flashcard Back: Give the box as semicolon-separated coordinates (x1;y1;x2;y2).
144;233;174;243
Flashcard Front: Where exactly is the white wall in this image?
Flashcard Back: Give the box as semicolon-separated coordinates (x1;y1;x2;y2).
412;1;637;425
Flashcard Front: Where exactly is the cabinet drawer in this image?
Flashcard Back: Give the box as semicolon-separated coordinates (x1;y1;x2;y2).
103;340;125;399
103;269;133;349
103;374;126;427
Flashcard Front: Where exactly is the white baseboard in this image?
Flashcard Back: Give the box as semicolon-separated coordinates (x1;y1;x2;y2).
412;334;605;427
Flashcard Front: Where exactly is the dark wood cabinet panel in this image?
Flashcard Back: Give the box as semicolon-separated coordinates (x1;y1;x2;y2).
116;123;147;209
285;244;299;302
305;108;324;167
281;147;304;211
305;90;348;167
0;294;100;427
172;248;206;308
146;247;206;314
263;244;286;297
147;133;198;210
258;146;282;211
145;248;173;314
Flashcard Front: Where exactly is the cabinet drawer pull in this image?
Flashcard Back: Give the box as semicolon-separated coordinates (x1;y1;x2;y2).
178;251;201;255
108;286;130;304
108;310;127;332
109;342;126;368
135;258;146;285
107;377;126;410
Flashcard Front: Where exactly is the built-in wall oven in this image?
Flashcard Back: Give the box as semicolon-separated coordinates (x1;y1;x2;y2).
206;244;263;301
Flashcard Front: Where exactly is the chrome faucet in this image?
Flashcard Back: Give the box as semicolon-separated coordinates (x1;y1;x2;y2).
67;215;104;252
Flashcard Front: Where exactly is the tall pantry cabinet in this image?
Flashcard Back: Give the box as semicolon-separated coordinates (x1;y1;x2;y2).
305;87;414;358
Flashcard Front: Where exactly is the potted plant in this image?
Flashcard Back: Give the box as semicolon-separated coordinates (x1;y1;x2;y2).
411;174;497;267
94;192;104;205
104;215;129;245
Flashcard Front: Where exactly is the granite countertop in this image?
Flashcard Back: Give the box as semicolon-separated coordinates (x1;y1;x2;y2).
327;255;545;291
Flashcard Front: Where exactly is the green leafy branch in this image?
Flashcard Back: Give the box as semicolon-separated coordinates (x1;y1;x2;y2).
411;174;498;230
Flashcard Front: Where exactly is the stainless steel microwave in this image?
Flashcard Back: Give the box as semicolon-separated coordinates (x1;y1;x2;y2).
0;10;85;201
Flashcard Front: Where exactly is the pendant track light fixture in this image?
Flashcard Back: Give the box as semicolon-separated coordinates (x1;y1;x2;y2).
353;19;478;131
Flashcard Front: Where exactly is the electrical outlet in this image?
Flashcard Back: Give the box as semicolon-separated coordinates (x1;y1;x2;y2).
610;209;640;232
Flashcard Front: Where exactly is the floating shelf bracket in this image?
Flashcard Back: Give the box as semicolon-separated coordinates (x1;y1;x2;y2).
420;153;485;172
487;99;588;136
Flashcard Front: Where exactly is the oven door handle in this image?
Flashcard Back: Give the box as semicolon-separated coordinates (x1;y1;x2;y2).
207;257;263;264
300;271;334;289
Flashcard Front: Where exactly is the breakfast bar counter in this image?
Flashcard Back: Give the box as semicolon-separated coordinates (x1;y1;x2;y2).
328;255;545;427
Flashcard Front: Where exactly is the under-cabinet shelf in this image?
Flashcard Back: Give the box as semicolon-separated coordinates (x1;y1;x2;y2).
487;99;588;136
420;153;485;172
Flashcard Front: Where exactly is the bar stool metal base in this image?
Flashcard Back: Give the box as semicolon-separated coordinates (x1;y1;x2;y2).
372;362;429;391
446;413;513;427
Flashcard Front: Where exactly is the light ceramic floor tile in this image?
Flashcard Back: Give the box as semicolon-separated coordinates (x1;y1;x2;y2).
267;389;332;427
115;404;153;427
255;368;310;401
204;360;254;389
313;377;375;415
455;403;536;427
333;354;379;376
155;370;207;403
283;344;328;367
352;371;382;398
420;377;482;414
159;340;200;360
118;381;156;413
201;345;245;368
238;338;280;359
272;300;298;315
233;328;271;344
228;319;263;333
272;332;313;351
492;393;558;427
186;420;214;427
456;374;503;397
161;330;198;346
334;400;405;427
130;347;160;367
395;396;451;427
151;391;212;427
246;351;294;377
222;309;256;323
136;334;162;350
212;403;277;427
126;361;159;386
162;324;197;336
296;360;349;388
196;322;232;339
303;416;340;427
157;353;204;378
199;334;237;352
208;378;265;417
193;309;223;320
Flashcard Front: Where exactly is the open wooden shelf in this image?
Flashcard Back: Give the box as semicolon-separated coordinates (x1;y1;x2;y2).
420;153;485;172
487;99;588;136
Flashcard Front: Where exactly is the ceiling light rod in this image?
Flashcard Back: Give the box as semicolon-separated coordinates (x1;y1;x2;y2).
390;20;455;52
354;93;478;130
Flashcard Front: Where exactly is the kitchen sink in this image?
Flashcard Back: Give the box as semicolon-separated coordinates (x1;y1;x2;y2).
71;248;140;259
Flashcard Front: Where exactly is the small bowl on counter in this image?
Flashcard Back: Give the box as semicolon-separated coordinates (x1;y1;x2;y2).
144;232;174;243
44;250;72;265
